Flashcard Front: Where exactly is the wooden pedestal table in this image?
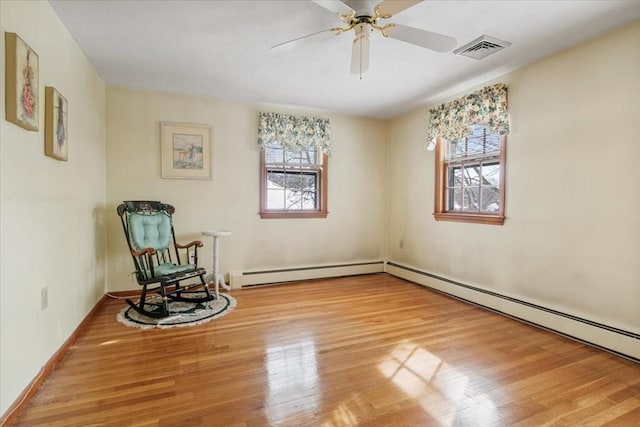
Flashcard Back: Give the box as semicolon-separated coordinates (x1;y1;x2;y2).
202;229;231;298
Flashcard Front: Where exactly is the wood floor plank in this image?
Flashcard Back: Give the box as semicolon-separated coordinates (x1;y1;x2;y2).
8;274;640;426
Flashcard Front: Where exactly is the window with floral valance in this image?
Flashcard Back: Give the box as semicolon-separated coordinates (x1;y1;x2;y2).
257;112;331;219
429;84;510;225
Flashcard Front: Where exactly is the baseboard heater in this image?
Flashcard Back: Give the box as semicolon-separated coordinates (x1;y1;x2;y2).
230;261;385;288
386;261;640;362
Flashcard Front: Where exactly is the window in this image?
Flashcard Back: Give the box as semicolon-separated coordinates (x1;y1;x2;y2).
434;125;506;224
257;112;331;219
428;83;510;225
260;143;328;218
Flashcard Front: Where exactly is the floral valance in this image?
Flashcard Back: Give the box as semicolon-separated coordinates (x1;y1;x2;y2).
428;83;510;147
257;112;331;155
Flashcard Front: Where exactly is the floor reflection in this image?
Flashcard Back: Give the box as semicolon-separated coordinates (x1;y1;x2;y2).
378;340;498;426
265;335;320;425
321;392;371;427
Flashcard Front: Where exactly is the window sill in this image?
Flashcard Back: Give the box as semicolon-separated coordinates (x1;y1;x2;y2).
260;211;328;219
433;212;505;225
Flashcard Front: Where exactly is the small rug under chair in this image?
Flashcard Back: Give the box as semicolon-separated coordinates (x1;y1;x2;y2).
117;291;236;329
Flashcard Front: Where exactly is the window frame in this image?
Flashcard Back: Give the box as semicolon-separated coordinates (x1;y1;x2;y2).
260;148;328;219
434;135;506;225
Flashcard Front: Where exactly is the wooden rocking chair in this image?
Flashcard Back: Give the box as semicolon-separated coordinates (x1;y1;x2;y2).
117;200;215;318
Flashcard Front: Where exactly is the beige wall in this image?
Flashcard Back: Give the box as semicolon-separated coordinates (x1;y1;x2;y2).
387;22;640;334
105;88;388;292
0;1;106;416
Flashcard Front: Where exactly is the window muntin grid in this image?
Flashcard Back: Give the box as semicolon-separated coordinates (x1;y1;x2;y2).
264;144;322;212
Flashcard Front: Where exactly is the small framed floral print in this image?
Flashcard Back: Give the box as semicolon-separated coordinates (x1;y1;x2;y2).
45;87;68;161
5;32;39;131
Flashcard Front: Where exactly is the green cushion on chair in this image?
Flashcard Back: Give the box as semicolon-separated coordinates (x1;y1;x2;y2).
129;212;172;251
146;263;197;278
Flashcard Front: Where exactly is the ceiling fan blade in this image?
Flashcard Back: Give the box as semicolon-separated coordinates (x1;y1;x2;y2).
351;24;370;76
375;0;423;18
270;28;336;52
310;0;354;17
386;24;456;52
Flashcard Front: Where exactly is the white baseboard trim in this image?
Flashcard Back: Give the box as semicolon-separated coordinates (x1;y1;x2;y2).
386;261;640;362
230;261;385;288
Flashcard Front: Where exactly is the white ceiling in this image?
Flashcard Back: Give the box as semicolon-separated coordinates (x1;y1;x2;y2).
49;0;640;119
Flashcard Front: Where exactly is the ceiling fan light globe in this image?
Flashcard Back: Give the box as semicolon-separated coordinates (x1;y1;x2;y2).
351;24;371;75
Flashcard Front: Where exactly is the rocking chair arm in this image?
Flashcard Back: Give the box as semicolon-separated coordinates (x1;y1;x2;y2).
176;240;204;249
130;247;157;257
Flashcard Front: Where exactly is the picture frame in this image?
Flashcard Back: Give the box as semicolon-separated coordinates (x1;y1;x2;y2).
44;86;68;161
161;122;212;179
5;32;39;131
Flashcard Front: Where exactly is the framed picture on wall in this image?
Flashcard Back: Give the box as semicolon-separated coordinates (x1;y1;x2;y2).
5;32;39;131
160;121;212;179
44;86;68;161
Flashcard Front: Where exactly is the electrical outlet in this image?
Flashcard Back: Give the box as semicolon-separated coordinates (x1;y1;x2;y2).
400;240;404;249
41;287;48;311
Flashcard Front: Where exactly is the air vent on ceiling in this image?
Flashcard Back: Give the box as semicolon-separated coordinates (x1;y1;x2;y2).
453;35;511;60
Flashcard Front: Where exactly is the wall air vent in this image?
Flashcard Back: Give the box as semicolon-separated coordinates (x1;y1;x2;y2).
453;35;512;60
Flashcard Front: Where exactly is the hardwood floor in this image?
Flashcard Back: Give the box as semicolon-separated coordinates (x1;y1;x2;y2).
9;274;640;426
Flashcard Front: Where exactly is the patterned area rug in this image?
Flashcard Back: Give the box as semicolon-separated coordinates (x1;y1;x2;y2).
117;291;236;329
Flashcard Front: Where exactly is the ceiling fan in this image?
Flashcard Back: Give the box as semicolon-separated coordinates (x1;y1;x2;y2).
271;0;457;77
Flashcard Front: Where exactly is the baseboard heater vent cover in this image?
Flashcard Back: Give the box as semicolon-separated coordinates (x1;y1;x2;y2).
230;261;385;288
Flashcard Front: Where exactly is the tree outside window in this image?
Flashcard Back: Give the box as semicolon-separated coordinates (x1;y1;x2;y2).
434;125;506;225
260;143;328;219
